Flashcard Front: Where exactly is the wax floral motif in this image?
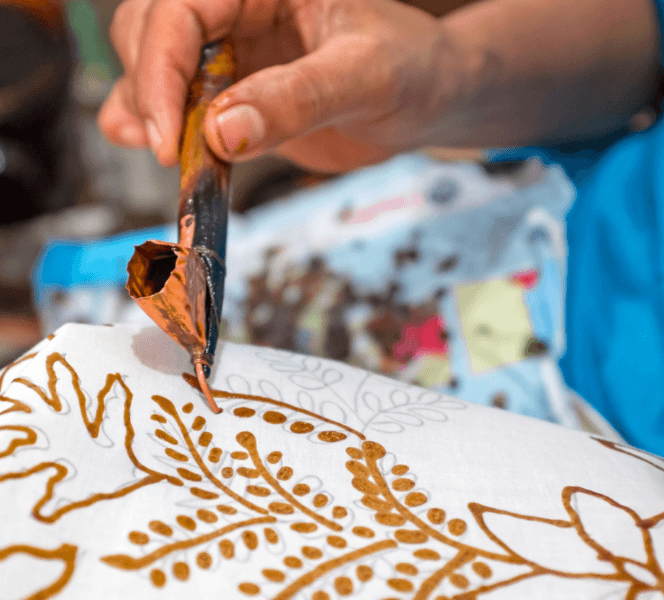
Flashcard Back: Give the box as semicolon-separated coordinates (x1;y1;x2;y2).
0;328;662;600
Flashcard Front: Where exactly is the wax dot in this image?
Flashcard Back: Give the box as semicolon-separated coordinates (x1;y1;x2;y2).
396;563;418;576
427;508;446;525
472;561;492;578
327;535;347;548
150;569;166;587
448;519;467;536
352;526;374;538
387;578;414;592
332;506;348;519
392;478;415;491
242;531;258;550
334;576;353;595
291;522;317;533
196;552;212;569
198;431;213;446
128;531;149;545
318;431;346;442
219;539;234;559
291;421;314;434
238;583;260;595
345;447;362;459
196;509;217;523
293;483;310;496
405;492;428;507
264;411;287;424
302;546;323;559
172;562;189;581
148;521;172;536
216;504;237;515
176;515;196;531
263;569;285;582
277;466;293;480
450;574;469;589
264;528;279;544
234;407;255;418
284;556;303;568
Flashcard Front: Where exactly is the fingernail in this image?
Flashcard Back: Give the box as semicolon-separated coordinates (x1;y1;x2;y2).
215;104;265;156
146;119;162;154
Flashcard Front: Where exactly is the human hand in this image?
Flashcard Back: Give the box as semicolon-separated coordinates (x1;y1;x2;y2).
98;0;487;172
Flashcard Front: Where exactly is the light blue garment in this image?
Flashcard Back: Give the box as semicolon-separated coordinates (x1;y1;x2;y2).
489;0;664;455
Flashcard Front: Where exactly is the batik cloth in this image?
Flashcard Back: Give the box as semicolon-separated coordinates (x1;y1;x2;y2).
0;323;661;599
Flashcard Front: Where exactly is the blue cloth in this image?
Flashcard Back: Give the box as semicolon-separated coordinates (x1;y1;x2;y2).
489;0;664;455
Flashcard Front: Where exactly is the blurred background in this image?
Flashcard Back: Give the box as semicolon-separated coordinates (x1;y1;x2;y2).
0;0;623;438
0;0;483;364
0;0;338;363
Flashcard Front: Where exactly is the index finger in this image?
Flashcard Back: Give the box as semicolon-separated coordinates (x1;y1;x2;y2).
132;0;243;165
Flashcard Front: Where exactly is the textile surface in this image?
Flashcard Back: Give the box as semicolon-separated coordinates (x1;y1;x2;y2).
1;323;662;599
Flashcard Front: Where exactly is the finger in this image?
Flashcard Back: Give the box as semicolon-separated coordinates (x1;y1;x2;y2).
110;0;155;76
98;77;149;148
203;35;400;162
132;0;243;165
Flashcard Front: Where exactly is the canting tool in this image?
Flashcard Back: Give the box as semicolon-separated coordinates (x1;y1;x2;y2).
126;41;234;413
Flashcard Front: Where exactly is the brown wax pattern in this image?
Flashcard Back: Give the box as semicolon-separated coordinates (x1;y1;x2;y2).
4;350;664;600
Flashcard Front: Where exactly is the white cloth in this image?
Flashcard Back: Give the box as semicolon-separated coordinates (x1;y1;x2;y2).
1;323;662;599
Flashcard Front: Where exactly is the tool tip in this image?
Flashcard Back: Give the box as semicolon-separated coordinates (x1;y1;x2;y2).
194;360;222;414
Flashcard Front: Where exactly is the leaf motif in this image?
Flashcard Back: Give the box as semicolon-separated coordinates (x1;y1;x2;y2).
389;389;410;408
255;350;291;362
269;362;305;373
386;411;423;427
290;375;326;390
362;392;382;414
322;369;343;385
297;391;315;412
227;375;251;395
320;402;347;424
417;390;443;405
368;420;404;434
259;380;283;401
409;407;449;422
303;357;322;372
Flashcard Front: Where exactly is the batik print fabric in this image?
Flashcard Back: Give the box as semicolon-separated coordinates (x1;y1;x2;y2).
1;323;662;600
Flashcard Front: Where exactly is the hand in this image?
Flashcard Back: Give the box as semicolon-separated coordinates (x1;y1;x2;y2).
98;0;487;172
99;0;661;173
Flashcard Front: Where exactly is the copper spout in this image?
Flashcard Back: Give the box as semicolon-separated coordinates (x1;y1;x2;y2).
194;358;221;414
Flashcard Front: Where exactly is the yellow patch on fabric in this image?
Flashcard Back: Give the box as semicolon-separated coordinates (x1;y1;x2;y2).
456;279;533;374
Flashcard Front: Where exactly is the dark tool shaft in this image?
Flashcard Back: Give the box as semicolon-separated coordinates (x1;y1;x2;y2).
178;42;234;382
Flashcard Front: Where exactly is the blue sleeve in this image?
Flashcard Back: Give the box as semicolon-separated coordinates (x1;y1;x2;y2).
490;1;664;456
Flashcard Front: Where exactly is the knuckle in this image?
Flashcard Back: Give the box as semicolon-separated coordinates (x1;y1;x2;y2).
285;65;325;126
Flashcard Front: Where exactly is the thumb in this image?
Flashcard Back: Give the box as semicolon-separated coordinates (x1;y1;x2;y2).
204;36;399;161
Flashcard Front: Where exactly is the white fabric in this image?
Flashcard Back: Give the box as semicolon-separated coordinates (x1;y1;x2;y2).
1;323;662;600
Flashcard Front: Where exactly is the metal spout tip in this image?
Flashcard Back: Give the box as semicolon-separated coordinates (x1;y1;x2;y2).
194;360;222;414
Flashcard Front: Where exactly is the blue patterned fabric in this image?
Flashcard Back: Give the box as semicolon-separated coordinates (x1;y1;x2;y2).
489;0;664;455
